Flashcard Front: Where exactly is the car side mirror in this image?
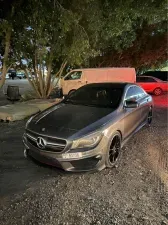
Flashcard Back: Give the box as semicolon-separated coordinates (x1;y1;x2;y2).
124;100;139;108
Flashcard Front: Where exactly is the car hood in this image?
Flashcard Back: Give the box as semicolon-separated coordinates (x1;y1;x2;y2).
28;103;114;139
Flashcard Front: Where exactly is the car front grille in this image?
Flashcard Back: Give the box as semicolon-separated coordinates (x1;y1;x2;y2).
26;130;67;153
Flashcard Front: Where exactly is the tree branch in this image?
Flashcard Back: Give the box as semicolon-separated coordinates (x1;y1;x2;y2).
47;60;67;97
0;26;12;89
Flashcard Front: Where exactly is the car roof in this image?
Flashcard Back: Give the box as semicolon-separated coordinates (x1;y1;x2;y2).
138;76;163;81
138;75;156;78
141;71;168;81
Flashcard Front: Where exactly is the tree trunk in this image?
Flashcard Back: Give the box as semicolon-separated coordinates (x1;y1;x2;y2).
37;58;45;98
33;50;39;83
24;69;41;98
47;61;67;97
45;49;53;95
0;26;12;89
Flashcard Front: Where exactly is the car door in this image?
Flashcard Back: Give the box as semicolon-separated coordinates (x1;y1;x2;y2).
145;77;158;92
134;86;150;125
162;82;168;92
137;76;149;91
62;71;83;95
122;86;142;140
137;76;157;93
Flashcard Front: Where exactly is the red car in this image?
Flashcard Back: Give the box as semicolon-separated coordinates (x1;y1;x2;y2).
136;76;168;95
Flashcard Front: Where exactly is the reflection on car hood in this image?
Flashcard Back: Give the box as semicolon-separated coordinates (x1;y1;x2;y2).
28;104;114;139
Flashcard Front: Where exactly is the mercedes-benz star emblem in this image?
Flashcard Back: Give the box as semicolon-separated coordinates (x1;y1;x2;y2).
37;137;46;149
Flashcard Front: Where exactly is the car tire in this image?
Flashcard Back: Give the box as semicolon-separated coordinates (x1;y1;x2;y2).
68;89;76;96
105;131;121;168
147;107;153;126
153;87;162;96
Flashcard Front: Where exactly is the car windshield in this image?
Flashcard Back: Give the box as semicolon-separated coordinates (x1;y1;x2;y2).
64;85;124;108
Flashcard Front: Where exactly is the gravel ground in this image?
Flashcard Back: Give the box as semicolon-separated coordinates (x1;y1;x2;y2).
0;94;168;225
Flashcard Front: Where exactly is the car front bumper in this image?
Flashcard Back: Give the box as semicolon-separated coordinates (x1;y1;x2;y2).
23;135;106;172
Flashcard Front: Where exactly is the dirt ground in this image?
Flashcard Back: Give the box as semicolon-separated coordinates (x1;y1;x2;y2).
0;94;168;225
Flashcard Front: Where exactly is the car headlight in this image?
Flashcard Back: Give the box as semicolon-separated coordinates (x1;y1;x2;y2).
71;132;103;149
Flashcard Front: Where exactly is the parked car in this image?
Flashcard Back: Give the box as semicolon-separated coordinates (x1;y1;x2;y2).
16;72;26;79
29;74;36;79
60;68;136;95
8;69;16;79
141;71;168;82
23;73;36;79
6;73;10;79
0;71;16;79
136;76;168;95
23;82;153;172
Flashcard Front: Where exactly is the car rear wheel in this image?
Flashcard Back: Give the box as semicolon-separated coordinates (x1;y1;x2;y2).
147;107;153;126
153;87;162;96
106;132;121;168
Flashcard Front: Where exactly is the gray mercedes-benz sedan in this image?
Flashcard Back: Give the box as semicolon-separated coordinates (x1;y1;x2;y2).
23;83;153;172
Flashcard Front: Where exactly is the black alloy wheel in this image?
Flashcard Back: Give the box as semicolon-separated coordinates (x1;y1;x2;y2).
106;132;121;168
147;107;153;125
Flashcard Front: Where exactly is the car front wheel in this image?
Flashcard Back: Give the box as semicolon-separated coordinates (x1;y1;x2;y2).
106;132;121;168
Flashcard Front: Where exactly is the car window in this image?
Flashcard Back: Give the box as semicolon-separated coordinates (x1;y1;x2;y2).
136;77;147;82
65;86;124;108
136;77;141;82
137;76;157;82
134;86;146;99
125;86;146;101
145;77;156;82
125;87;137;101
64;71;82;80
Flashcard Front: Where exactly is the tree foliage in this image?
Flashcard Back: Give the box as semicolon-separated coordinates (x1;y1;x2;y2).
0;0;167;96
91;22;167;72
89;0;167;71
0;0;25;88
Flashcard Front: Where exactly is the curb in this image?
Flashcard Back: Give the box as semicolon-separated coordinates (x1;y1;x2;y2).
0;98;62;122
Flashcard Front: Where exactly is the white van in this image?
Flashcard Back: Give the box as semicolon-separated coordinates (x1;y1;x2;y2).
60;68;136;95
